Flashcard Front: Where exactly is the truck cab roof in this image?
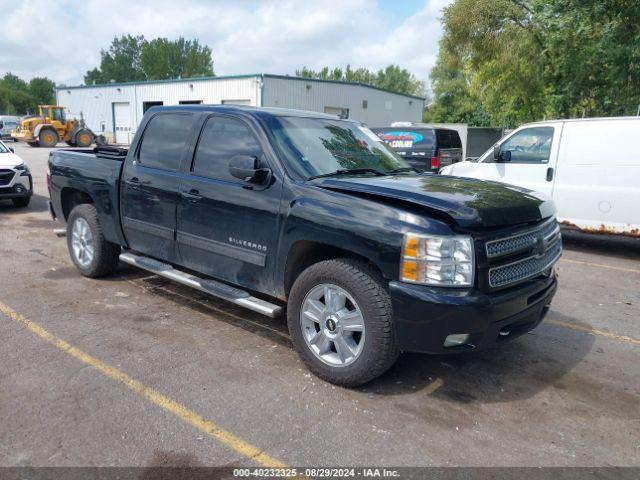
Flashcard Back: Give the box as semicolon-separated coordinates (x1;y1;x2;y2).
146;104;346;122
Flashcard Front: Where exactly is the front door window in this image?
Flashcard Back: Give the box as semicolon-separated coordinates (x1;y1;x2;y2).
495;127;554;164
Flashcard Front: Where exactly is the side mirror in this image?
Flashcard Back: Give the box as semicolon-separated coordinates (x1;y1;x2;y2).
8;147;14;153
493;145;511;162
229;155;270;183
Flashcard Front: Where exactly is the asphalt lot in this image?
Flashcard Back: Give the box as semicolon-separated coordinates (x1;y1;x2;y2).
0;141;639;468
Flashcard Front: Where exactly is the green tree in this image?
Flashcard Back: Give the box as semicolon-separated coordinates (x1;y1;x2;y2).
296;64;425;97
423;49;490;125
428;0;640;126
140;37;214;80
84;35;146;84
0;73;51;114
428;0;548;126
28;77;56;104
84;35;214;85
536;0;640;117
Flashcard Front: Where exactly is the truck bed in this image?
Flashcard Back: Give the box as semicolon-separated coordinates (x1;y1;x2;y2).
48;147;128;246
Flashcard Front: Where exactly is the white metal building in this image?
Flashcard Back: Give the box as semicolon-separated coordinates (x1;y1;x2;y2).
56;74;424;144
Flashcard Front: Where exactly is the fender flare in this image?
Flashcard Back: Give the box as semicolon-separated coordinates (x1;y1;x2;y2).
34;124;57;139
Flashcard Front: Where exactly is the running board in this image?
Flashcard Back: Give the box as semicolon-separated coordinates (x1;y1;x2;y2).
119;252;283;318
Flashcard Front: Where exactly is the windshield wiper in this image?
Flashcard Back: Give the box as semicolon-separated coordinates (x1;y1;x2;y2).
308;168;388;180
387;167;418;174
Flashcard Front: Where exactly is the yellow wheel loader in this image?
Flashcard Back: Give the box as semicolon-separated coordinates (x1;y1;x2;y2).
11;105;106;148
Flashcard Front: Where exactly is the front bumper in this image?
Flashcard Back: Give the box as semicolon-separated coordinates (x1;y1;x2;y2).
11;130;34;142
0;174;32;199
389;273;557;354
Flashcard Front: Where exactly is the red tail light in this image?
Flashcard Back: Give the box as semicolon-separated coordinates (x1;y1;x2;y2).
431;156;440;169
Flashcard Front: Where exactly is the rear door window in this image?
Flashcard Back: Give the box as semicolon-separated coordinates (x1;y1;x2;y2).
191;116;263;182
138;113;194;171
436;129;462;149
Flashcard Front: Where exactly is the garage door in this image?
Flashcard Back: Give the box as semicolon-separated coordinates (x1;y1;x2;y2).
112;102;132;145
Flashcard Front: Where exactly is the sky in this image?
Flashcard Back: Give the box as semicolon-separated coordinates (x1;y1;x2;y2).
0;0;453;87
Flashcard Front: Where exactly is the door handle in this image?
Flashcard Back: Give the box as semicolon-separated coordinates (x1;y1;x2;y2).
181;189;202;203
546;167;554;182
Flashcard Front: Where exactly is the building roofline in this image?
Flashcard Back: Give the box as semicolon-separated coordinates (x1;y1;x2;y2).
56;73;261;90
262;74;425;101
56;73;426;101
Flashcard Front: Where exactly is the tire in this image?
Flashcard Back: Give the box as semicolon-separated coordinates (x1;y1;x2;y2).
12;196;30;208
66;204;121;278
38;129;59;148
287;258;399;387
75;129;94;148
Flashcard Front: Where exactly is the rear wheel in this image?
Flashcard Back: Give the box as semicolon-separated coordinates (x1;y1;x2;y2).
287;258;399;387
67;204;121;278
75;129;94;147
38;129;59;148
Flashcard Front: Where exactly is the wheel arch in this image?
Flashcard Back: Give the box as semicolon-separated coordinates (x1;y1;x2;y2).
60;186;94;220
282;240;384;298
34;124;55;138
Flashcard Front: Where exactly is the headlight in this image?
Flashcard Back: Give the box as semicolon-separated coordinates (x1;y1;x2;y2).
401;233;474;286
15;163;30;175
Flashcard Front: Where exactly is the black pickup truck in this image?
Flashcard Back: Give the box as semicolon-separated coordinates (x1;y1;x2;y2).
48;105;561;386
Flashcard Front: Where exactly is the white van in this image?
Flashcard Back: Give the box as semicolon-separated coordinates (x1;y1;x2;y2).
0;115;20;141
440;117;640;236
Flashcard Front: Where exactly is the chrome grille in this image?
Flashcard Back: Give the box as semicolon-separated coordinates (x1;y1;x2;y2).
0;169;14;186
489;242;562;288
487;218;562;288
486;219;560;259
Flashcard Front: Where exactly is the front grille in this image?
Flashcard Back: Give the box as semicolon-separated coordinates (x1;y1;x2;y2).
486;219;559;258
0;169;14;186
486;218;562;288
489;241;562;288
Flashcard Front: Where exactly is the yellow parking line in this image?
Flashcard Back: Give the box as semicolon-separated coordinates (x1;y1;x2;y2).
423;378;444;395
0;301;286;468
560;258;640;274
547;318;640;346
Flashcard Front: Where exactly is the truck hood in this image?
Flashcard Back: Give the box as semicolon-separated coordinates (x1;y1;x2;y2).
0;152;24;168
312;174;555;229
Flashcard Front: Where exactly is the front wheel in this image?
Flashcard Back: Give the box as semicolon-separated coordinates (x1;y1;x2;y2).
67;204;121;278
75;129;94;148
287;259;399;387
38;129;59;148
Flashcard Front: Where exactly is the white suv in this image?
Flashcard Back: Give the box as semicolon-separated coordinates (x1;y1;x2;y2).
0;141;32;208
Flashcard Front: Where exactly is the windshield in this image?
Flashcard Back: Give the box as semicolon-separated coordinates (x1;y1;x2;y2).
265;116;411;179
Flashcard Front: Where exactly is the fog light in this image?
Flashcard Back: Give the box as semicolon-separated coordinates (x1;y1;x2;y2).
15;185;23;193
444;333;471;347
